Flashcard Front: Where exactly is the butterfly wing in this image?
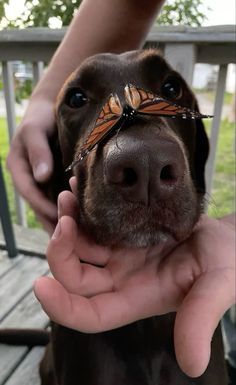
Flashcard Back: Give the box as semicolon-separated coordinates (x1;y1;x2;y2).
124;84;212;119
65;94;123;171
81;93;123;156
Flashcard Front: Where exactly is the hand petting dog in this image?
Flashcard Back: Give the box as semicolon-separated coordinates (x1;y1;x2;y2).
34;178;235;378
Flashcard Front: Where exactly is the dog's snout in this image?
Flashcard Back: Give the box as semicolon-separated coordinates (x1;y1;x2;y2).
104;137;185;205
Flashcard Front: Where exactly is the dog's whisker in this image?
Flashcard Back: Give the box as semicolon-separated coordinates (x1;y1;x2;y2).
114;119;126;150
204;192;218;211
201;192;220;216
115;126;123;150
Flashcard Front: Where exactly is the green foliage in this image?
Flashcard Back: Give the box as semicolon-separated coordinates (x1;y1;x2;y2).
1;0;82;28
0;0;207;29
194;89;234;105
204;119;235;218
17;0;81;28
0;117;40;227
15;79;33;104
158;0;207;26
0;0;9;20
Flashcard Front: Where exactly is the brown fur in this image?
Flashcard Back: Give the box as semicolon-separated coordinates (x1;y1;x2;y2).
40;50;227;385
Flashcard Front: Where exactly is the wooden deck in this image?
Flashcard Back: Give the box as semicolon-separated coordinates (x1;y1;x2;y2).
0;226;233;384
0;227;49;385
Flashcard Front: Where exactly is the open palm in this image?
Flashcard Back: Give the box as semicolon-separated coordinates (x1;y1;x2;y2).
34;189;235;377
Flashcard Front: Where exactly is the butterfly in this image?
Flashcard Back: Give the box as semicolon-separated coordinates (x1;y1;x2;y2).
66;84;212;171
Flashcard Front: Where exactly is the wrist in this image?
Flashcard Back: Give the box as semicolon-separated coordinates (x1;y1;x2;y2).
31;79;60;104
18;94;55;133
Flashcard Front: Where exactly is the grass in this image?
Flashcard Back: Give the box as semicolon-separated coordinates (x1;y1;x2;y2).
205;119;235;217
0;115;235;227
194;89;234;105
0;117;40;227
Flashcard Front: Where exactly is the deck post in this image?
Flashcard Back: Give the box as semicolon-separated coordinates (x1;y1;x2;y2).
164;43;196;86
0;159;18;258
2;61;27;227
205;64;228;196
32;61;44;86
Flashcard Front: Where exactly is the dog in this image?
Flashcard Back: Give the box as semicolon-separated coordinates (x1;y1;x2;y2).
1;49;228;384
38;49;228;385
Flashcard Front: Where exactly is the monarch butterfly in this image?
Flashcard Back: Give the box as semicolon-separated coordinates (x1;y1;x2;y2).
66;84;212;171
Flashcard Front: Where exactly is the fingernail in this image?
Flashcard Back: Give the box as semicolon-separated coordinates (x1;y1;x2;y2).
33;278;41;301
52;220;61;239
34;162;49;181
58;198;62;219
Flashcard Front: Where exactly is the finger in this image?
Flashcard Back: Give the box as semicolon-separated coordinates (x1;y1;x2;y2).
58;188;110;266
35;213;56;235
47;216;112;294
35;260;182;333
7;145;57;222
61;179;110;265
34;276;132;332
34;273;167;333
174;269;235;378
23;129;54;183
57;190;78;220
74;230;111;265
57;187;110;264
69;176;77;195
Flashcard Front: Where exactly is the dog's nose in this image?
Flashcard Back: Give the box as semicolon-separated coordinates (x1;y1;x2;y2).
104;136;186;205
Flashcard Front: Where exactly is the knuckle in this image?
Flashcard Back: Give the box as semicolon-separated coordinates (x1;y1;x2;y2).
20;120;32;136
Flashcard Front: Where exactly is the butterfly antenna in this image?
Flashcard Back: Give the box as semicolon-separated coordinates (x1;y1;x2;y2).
181;108;213;120
65;152;86;172
115;119;126;150
115;127;122;150
65;159;79;172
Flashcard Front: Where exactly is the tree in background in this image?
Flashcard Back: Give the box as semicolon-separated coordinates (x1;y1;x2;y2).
0;0;207;102
16;0;82;28
158;0;206;26
0;0;207;29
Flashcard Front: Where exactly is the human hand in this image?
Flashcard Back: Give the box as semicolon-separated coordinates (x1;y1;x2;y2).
34;186;235;377
7;97;57;232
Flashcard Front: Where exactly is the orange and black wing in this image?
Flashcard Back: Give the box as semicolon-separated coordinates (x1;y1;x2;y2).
66;94;122;171
124;84;212;119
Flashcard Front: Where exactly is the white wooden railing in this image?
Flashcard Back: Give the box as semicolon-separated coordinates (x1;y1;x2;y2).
0;25;235;226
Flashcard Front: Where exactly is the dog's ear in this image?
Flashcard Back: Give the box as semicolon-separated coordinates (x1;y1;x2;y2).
193;102;210;194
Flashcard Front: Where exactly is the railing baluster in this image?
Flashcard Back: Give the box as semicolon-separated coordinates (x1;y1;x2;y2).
2;61;16;140
32;61;44;86
0;158;18;258
2;61;27;227
205;64;228;197
164;43;196;86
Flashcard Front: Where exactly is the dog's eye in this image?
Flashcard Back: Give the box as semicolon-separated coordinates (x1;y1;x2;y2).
65;89;87;108
161;78;182;100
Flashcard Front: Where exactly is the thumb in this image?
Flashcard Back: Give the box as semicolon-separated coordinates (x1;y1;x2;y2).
46;216;82;292
174;269;234;378
25;130;54;182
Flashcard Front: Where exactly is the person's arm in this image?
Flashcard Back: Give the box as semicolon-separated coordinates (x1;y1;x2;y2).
33;0;165;101
7;0;164;232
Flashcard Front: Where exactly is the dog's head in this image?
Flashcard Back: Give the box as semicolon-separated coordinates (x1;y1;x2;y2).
56;49;209;248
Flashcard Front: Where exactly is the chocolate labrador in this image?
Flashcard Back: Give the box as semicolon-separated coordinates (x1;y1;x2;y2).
38;49;228;385
2;49;228;385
